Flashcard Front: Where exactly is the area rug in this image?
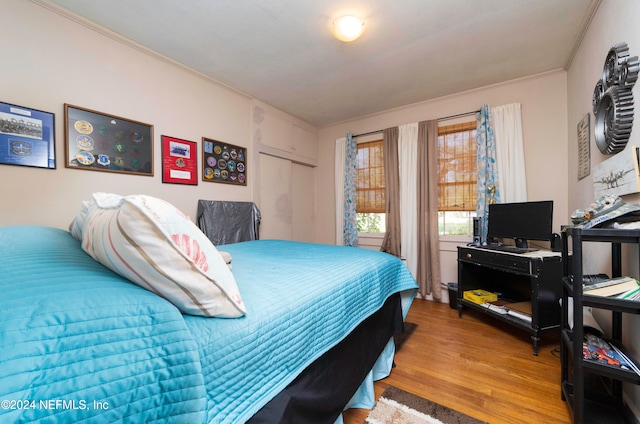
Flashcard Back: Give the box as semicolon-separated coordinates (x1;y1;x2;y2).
394;322;417;351
364;385;486;424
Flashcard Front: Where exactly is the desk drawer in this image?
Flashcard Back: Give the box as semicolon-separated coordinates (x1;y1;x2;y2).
458;248;533;274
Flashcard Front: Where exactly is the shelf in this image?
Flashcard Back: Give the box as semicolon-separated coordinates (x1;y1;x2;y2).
562;330;640;384
460;299;535;331
565;226;640;243
562;381;630;424
561;277;640;313
582;295;640;314
561;226;640;423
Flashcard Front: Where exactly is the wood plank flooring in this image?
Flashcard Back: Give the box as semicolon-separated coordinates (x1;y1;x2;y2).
342;298;571;424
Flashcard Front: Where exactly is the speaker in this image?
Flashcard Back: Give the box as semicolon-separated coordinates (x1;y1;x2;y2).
473;217;481;245
551;233;561;252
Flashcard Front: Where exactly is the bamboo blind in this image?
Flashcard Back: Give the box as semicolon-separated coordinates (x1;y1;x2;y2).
356;140;385;213
437;122;477;211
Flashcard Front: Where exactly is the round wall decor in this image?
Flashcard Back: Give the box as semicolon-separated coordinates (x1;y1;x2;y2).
593;42;639;155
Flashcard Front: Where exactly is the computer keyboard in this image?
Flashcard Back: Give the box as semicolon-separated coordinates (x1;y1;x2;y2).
479;244;538;254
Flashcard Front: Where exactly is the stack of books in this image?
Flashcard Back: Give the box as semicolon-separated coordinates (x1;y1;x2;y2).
480;300;532;323
583;275;640;300
504;301;532;322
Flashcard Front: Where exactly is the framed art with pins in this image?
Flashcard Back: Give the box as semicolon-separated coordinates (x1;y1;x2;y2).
64;104;154;176
201;137;247;185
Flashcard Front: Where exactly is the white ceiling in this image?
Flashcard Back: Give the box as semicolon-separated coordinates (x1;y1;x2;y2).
41;0;598;127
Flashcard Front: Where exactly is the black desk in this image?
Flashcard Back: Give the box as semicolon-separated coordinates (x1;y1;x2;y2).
457;246;564;355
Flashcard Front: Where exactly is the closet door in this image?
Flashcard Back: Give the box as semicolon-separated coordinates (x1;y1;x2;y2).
259;153;292;240
291;162;315;243
259;153;315;242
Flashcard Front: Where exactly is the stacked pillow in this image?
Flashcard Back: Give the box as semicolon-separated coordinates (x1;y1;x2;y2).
69;193;246;318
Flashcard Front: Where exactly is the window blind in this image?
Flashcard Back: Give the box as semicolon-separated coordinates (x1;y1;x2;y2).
356;140;385;213
438;122;477;211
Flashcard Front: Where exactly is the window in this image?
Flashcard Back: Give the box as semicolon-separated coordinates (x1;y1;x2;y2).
356;140;386;233
437;122;477;236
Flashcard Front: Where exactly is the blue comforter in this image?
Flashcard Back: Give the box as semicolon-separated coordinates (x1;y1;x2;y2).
185;240;417;423
0;227;417;423
0;226;206;423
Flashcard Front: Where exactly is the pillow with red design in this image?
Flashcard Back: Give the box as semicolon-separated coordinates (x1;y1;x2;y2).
69;192;245;318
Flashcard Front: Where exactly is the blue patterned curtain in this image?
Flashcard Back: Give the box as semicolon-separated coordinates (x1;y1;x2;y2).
343;132;358;246
476;105;500;244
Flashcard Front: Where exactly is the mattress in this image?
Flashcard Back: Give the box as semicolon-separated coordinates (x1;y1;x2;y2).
183;240;417;423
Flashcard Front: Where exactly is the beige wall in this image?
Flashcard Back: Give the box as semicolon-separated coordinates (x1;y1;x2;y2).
0;0;315;233
317;70;569;302
316;71;570;292
0;1;572;245
317;71;570;244
566;0;640;414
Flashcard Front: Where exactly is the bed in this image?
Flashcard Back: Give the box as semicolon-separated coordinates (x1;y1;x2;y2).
0;221;416;422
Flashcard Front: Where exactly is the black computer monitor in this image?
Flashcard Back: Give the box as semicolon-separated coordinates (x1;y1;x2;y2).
487;200;554;249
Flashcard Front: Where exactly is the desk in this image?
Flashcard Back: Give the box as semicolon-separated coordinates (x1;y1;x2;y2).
457;246;564;355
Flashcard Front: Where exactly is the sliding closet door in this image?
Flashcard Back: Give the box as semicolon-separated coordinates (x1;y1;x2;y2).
291;162;315;243
259;153;292;240
258;153;315;241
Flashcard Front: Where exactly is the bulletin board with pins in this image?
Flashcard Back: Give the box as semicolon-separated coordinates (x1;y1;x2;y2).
201;137;246;185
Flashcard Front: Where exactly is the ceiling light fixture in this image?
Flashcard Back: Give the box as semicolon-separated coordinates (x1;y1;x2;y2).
333;15;364;42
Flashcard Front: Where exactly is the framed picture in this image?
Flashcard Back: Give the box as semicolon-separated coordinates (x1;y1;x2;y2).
577;113;590;180
202;137;247;186
64;104;153;176
0;101;56;169
161;135;198;185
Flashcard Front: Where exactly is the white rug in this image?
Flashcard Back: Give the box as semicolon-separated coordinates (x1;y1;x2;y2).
365;386;486;424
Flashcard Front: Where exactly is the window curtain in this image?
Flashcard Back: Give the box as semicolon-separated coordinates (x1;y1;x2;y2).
476;105;501;244
380;127;401;257
334;136;346;245
398;123;418;278
343;132;359;246
417;120;441;299
492;103;527;202
335;133;358;246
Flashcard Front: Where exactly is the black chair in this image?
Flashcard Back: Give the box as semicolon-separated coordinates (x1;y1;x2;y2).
196;200;261;245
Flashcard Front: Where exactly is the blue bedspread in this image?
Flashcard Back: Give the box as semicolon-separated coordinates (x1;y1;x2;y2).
0;226;206;423
0;227;417;423
184;240;417;423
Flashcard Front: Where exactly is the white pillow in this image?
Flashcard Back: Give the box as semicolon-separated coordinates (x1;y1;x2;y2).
70;193;246;318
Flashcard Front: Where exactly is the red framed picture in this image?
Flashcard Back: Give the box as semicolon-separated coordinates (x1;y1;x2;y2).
161;135;197;185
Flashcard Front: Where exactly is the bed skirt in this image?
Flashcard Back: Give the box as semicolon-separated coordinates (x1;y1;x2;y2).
247;293;403;424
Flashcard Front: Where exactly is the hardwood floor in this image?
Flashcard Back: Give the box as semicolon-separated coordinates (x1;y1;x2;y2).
342;298;572;424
